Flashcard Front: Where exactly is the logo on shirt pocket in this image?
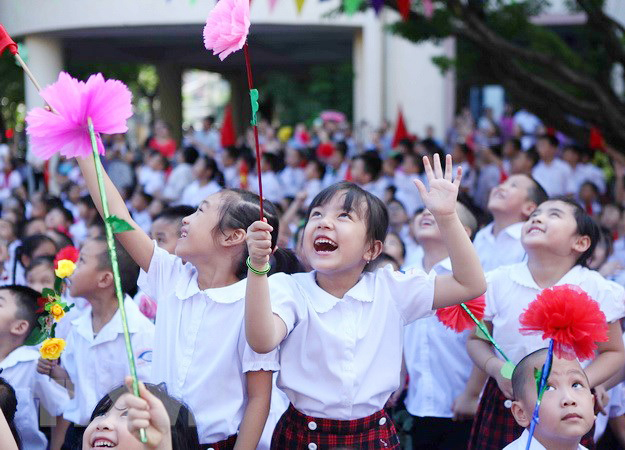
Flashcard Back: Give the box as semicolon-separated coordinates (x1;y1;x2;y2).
137;349;153;364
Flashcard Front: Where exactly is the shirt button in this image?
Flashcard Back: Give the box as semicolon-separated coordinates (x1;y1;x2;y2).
308;444;317;450
308;421;317;430
379;417;387;426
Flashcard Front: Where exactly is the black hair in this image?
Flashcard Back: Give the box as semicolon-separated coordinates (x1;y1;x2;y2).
90;236;140;297
0;285;40;338
366;252;400;272
306;182;388;245
182;146;199;165
307;159;326;180
214;189;300;279
25;255;55;277
261;152;281;173
506;138;521;152
523;148;541;168
354;151;383;180
154;206;196;226
541;197;600;267
89;383;201;450
16;234;57;283
385;231;406;259
0;378;20;448
47;229;74;250
197;155;225;188
48;205;74;224
78;195;96;209
335;141;348;158
134;189;154;205
224;146;241;162
525;176;548;207
538;134;559;148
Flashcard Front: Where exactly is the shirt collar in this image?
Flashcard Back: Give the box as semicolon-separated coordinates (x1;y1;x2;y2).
486;221;524;240
304;271;374;313
72;295;145;343
174;266;245;304
0;346;39;370
509;263;585;290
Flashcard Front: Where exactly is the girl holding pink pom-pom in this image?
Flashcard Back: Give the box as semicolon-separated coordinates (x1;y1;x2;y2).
467;197;625;450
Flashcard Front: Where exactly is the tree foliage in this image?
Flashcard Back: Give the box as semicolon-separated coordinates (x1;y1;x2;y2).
379;0;625;151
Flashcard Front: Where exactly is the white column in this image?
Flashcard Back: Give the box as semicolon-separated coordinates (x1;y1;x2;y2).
353;13;384;129
23;35;63;194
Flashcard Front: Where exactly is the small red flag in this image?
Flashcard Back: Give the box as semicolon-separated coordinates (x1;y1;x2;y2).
398;0;410;20
0;24;18;56
589;126;605;151
220;104;236;148
392;107;409;148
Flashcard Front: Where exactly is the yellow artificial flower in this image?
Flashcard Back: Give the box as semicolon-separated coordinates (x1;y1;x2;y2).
50;303;65;321
40;338;66;360
55;259;76;278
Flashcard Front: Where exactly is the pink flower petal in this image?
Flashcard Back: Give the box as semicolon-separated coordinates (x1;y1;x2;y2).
203;0;250;60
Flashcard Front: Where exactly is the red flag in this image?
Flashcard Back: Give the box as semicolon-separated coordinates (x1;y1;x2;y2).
220;104;236;148
398;0;410;20
392;108;409;148
0;24;18;56
589;126;605;151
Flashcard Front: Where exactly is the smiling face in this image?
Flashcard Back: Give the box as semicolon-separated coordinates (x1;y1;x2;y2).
303;191;379;278
487;174;536;218
175;193;223;262
413;209;441;243
83;396;144;450
521;200;589;259
150;218;180;255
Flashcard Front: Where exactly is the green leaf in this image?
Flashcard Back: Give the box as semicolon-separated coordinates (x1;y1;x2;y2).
500;361;516;380
106;215;134;234
24;327;47;346
42;288;56;299
249;89;259;126
343;0;362;15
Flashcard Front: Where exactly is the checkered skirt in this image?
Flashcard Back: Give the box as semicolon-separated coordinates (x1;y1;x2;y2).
468;377;595;450
200;433;237;450
271;404;401;449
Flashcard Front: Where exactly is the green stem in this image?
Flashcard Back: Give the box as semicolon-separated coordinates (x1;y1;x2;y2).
87;118;147;444
460;302;511;363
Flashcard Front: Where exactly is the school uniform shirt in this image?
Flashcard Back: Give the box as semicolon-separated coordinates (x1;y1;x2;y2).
179;179;222;207
322;162;349;189
403;258;473;418
485;263;625;365
280;166;306;198
138;166;166;196
503;429;588;450
473;222;526;272
594;332;625;442
394;171;425;216
137;243;279;444
61;297;154;426
250;171;283;204
162;162;193;202
268;266;436;420
1;346;70;450
532;158;573;197
568;163;606;195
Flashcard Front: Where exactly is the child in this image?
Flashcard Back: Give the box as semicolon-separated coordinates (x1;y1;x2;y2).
13;233;57;285
280;146;306;198
0;377;20;449
467;198;625;450
0;285;69;449
402;203;479;449
129;189;154;234
321;141;349;188
138;150;168;196
76;153;283;449
473;174;548;271
506;348;595;449
70;195;98;246
150;205;196;255
394;151;426;216
162;146;198;203
25;255;55;294
350;150;387;200
532;135;572;197
301;159;325;207
253;153;283;205
245;154;486;448
39;236;154;448
179;155;224;207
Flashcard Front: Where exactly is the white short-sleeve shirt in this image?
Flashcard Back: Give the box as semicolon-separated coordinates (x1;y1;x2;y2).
61;297;154;425
473;222;526;272
485;263;625;364
1;346;70;450
403;257;474;418
532;158;573;197
503;429;587;449
268;266;436;420
137;243;279;444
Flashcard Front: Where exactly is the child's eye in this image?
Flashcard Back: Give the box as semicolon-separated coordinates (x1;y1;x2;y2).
310;211;321;217
572;382;584;389
339;212;351;219
545;384;555;391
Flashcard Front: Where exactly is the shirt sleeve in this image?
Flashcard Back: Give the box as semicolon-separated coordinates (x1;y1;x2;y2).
241;345;280;373
137;241;180;301
593;277;625;323
267;273;302;336
34;371;70;416
483;269;500;321
377;265;436;324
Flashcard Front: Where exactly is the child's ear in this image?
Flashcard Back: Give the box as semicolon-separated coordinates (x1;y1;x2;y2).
511;400;531;428
521;201;537;219
97;271;114;289
572;235;591;254
222;228;247;248
10;319;29;337
365;240;383;263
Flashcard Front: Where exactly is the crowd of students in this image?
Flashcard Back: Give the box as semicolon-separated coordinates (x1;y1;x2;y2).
0;104;623;450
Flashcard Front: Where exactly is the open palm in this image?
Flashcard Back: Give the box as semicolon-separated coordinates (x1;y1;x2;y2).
414;153;462;217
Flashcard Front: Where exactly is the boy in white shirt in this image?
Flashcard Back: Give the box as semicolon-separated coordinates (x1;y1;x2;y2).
403;202;479;449
473;174;547;271
506;348;595;450
0;285;69;450
39;236;154;448
532;135;573;197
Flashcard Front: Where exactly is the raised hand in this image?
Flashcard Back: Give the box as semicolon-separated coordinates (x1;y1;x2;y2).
246;220;273;270
414;154;462;218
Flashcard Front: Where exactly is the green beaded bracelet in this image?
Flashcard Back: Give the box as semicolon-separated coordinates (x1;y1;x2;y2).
246;256;271;276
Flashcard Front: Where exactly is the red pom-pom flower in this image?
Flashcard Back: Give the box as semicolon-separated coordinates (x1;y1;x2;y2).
54;246;79;269
519;284;608;361
436;295;485;332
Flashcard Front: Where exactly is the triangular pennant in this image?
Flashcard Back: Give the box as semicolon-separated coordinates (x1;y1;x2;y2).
392;107;409;147
268;0;278;11
398;0;410;20
295;0;305;14
344;0;362;15
221;104;236;148
371;0;383;14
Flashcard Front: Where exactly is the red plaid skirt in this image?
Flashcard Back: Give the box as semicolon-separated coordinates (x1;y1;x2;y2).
200;434;237;450
271;404;400;449
468;378;595;450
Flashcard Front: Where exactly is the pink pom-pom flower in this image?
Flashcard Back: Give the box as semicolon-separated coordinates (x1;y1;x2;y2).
203;0;250;61
436;295;485;332
25;72;132;160
519;284;609;361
